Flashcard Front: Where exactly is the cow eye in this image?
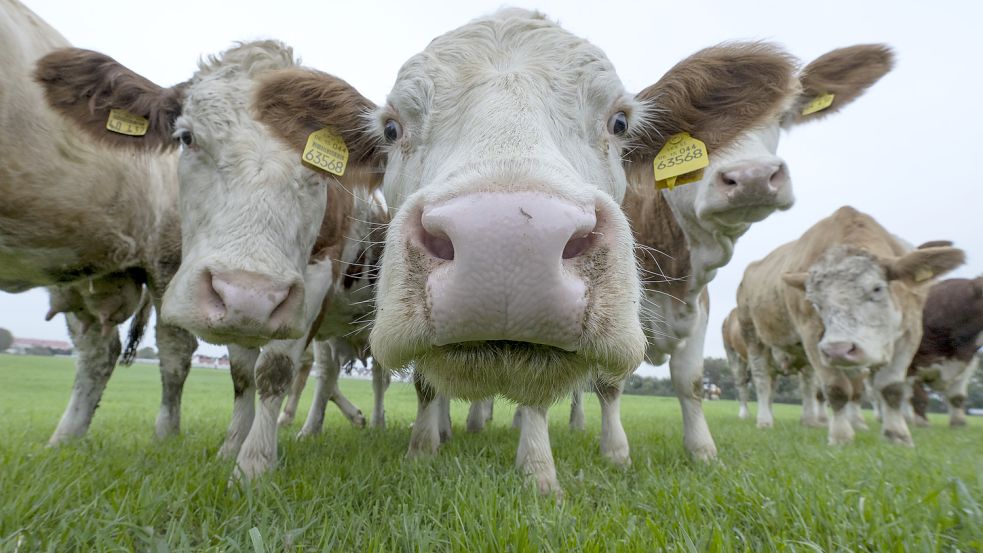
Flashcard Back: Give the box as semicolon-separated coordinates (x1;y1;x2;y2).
177;130;194;147
383;120;402;143
871;285;884;295
608;111;628;136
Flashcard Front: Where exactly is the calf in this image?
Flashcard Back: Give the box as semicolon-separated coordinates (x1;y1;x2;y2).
906;277;983;426
738;206;963;446
2;0;197;444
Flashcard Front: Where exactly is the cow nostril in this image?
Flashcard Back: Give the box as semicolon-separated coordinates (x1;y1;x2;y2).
422;228;455;261
562;233;592;259
769;163;788;187
721;174;739;186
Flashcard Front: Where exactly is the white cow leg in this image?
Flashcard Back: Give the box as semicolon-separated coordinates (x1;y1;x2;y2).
322;346;366;429
736;380;750;420
511;408;522;429
669;309;717;461
569;388;586;431
234;340;306;480
370;362;390;429
407;373;440;458
49;313;120;445
466;398;493;433
945;356;975;427
874;370;913;446
438;395;452;443
823;375;856;446
597;380;629;466
218;345;259;459
846;374;869;431
153;322;197;439
515;405;561;496
799;369;825;428
278;352;313;428
297;341;333;437
750;357;775;429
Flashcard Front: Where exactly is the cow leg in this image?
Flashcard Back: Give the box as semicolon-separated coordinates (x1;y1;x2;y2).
867;377;883;422
407;372;440;458
873;351;914;446
846;373;869;431
597;379;629;466
799;368;825;428
370;361;390;429
907;379;930;426
569;388;586;431
297;341;336;437
278;352;313;428
822;374;856;446
515;405;561;496
750;355;775;428
437;395;452;443
669;307;717;461
945;356;975;427
153;322;197;439
321;344;366;428
511;408;522;429
466;399;493;433
218;345;259;459
49;313;120;445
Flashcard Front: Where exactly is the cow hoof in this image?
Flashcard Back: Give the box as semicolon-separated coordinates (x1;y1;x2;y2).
216;440;241;460
827;430;854;446
756;420;773;429
883;430;914;447
949;418;967;428
351;412;367;429
851;421;870;432
154;414;180;440
601;446;631;468
232;452;276;481
799;418;825;428
687;444;718;463
737;409;749;420
276;412;294;428
530;474;564;499
371;417;386;430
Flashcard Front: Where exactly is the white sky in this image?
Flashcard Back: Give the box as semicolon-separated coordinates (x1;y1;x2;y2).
2;0;981;379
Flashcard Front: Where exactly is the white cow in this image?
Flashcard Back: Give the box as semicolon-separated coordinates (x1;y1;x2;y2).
1;0;198;444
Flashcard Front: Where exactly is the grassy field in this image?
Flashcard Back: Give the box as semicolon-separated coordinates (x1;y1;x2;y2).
0;354;981;552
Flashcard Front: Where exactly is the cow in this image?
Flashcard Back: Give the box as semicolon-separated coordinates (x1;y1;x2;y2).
906;276;983;426
722;308;752;419
561;44;892;460
737;206;964;446
1;0;198;445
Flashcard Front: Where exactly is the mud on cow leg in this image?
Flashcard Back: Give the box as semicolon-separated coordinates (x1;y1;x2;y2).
49;313;121;445
948;395;968;427
407;372;440;458
516;405;562;497
234;350;296;481
218;345;259;459
438;395;452;443
824;380;855;446
597;380;630;466
154;322;197;439
370;362;390;429
569;388;586;431
877;378;913;446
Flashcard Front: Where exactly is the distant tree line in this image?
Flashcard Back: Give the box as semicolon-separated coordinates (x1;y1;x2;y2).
0;327;12;352
625;355;983;411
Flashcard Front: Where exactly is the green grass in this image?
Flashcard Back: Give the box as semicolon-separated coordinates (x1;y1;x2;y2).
1;354;981;552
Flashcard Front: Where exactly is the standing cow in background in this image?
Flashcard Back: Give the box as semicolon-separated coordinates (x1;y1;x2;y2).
1;0;198;445
906;276;983;426
566;44;893;463
738;206;964;446
722;308;753;420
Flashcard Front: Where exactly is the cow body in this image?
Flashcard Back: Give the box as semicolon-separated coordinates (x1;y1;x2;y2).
738;206;963;446
906;277;983;426
1;0;198;444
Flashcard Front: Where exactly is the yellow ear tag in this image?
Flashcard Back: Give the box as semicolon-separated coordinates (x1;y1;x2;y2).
801;92;835;116
914;267;934;283
653;132;709;190
106;109;149;136
302;127;349;177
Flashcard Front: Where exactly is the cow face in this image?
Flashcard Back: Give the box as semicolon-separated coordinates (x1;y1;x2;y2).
661;45;894;235
784;246;964;369
253;11;808;405
35;42;362;346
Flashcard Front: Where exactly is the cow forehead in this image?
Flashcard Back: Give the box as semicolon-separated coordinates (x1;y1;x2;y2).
808;252;886;295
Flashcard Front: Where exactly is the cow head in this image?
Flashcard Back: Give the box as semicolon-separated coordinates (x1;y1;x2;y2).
636;44;893;241
253;11;811;404
784;245;964;369
34;41;364;347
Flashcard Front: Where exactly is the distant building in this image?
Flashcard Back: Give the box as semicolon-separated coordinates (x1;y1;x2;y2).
8;338;73;355
192;354;230;369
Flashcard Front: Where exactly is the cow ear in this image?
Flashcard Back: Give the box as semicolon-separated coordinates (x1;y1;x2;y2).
626;42;798;169
34;48;184;150
916;240;953;249
885;246;965;284
782;272;808;291
787;44;894;126
253;68;382;169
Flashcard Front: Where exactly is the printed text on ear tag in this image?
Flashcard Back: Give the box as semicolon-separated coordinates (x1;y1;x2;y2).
801;92;835;116
106;109;149;136
302;127;349;176
653;132;708;190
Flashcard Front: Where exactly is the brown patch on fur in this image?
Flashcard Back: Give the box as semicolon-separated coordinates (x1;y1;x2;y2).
622;182;691;305
231;360;252;398
255;353;294;398
880;382;905;409
793;44;894;124
311;182;356;258
252;68;382;176
627;42;798;165
826;385;849;411
34;48;185;151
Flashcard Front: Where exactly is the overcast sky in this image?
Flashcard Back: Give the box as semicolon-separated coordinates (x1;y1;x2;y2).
2;0;981;379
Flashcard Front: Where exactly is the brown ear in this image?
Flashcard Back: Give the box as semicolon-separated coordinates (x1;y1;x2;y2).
626;41;798;165
885;246;965;284
253;68;380;166
916;240;953;249
789;44;894;125
34;48;184;150
782;272;808;291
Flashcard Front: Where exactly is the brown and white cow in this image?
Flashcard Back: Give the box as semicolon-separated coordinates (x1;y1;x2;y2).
1;0;200;444
565;44;892;463
906;276;983;426
738;206;964;446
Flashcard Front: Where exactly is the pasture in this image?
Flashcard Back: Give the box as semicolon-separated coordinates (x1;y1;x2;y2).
1;355;981;552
